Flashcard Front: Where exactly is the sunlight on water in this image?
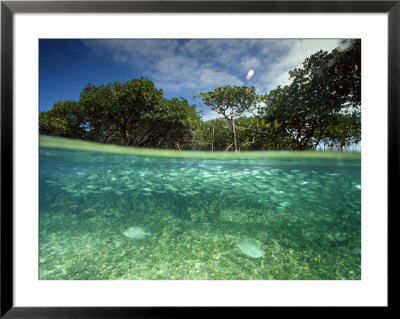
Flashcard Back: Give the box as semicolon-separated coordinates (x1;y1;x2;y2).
39;136;361;280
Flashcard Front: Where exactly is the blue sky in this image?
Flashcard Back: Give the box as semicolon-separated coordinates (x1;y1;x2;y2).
39;39;342;120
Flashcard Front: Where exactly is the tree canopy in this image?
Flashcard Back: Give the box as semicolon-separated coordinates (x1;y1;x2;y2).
39;101;87;138
195;85;259;151
259;39;361;150
39;40;361;152
79;78;163;146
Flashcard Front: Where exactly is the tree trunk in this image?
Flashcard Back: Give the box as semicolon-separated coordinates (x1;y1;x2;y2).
211;121;215;152
123;128;129;146
231;119;238;152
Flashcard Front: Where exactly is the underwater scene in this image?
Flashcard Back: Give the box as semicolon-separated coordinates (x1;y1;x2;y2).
39;137;361;280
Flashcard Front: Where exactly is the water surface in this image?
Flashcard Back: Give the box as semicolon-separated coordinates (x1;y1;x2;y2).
39;137;361;280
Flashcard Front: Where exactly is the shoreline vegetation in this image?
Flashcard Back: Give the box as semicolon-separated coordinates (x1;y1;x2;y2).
39;39;361;153
40;135;361;160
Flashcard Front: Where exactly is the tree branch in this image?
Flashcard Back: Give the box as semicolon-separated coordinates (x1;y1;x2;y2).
239;136;256;151
225;143;234;152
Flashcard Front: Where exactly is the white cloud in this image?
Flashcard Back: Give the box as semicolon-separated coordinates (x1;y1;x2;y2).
82;38;345;98
254;39;343;92
82;38;348;122
201;110;221;121
240;57;261;73
147;54;243;93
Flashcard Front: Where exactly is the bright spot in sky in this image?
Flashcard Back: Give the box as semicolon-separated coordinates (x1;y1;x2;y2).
246;69;254;80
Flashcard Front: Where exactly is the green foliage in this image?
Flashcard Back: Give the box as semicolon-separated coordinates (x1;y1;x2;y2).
138;97;202;149
234;116;282;150
328;39;361;110
195;85;260;151
79;78;163;146
323;113;361;150
259;40;361;150
195;85;259;119
39;101;87;138
201;119;233;151
39;40;361;152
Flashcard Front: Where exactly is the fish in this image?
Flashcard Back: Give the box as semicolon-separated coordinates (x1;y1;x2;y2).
123;227;152;239
236;239;264;258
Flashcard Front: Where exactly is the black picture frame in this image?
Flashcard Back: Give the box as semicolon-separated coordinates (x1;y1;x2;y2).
1;1;395;317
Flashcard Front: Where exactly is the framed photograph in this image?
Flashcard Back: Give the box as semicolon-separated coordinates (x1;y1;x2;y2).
1;0;395;317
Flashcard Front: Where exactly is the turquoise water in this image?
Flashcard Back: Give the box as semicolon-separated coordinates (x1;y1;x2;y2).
39;137;361;280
